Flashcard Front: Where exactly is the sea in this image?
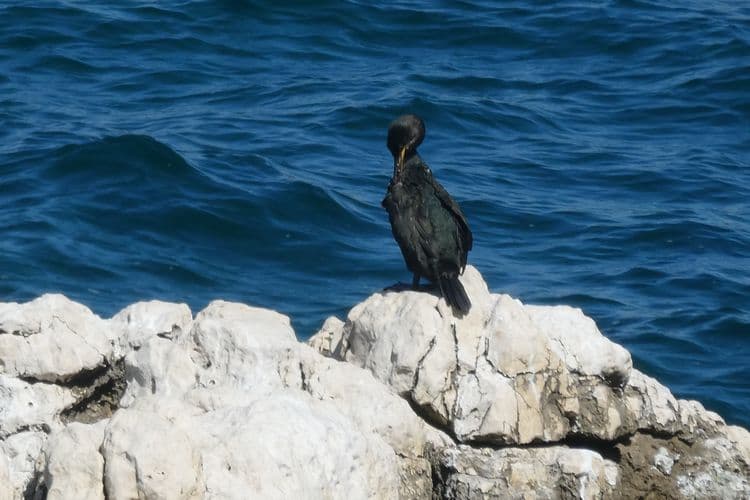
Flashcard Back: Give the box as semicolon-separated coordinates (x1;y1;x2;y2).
1;1;748;427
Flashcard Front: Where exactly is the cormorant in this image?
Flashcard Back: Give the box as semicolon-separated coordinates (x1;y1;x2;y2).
381;114;473;315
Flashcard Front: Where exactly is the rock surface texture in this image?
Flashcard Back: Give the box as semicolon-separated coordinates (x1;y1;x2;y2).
0;268;747;499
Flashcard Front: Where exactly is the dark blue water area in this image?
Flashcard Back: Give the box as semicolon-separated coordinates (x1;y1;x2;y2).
1;1;749;426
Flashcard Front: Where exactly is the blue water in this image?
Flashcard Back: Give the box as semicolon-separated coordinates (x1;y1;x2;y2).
1;1;748;427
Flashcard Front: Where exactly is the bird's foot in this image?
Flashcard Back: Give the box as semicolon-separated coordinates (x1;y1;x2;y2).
383;282;440;293
383;282;413;292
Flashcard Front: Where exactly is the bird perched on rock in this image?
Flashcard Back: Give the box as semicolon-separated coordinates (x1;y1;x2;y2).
382;114;473;315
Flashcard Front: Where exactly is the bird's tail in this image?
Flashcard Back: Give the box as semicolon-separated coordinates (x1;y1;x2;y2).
438;273;471;316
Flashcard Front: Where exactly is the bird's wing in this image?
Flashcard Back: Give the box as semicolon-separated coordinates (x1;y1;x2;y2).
430;175;473;254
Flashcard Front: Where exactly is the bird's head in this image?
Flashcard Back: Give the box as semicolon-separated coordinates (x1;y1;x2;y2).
387;114;425;177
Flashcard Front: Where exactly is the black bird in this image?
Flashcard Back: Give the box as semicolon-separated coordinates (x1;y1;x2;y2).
381;114;473;314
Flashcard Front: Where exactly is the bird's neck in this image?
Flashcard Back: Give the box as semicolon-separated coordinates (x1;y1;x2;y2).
405;153;427;172
399;152;422;172
393;155;428;186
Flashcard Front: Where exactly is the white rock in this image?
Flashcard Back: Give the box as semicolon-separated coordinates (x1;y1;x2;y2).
620;369;680;434
106;388;406;500
102;407;205;500
526;304;632;385
106;299;435;499
676;461;749;500
677;399;725;439
0;449;10;500
437;444;618;499
0;375;76;439
119;336;197;407
0;431;46;498
284;344;450;457
653;446;675;475
307;316;345;357
109;300;192;358
344;288;449;397
2;289;749;500
187;300;296;391
0;294;111;382
193;393;400;500
44;421;107;500
336;265;639;445
726;425;750;465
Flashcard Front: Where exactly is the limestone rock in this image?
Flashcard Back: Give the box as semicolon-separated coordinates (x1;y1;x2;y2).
61;298;434;499
653;446;676;475
187;300;297;392
676;398;725;441
281;344;450;456
334;265;637;445
726;425;750;465
621;369;680;434
617;430;750;499
1;285;749;499
109;300;192;358
0;375;76;439
43;421;107;500
279;344;449;498
0;431;46;498
119;335;197;408
434;444;618;499
0;449;10;500
0;294;112;382
525;304;631;385
192;394;400;499
102;390;405;500
102;408;204;499
307;316;345;357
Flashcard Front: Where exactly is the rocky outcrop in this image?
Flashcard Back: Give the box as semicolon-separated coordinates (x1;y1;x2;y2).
330;266;698;446
0;296;441;499
312;266;750;499
0;267;747;499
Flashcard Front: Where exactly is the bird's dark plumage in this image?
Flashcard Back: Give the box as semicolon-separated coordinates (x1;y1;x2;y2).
382;114;473;315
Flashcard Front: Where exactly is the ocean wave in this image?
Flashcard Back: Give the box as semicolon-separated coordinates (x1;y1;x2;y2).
1;0;748;426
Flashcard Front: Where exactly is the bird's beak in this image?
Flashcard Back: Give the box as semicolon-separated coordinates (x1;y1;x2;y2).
398;146;407;172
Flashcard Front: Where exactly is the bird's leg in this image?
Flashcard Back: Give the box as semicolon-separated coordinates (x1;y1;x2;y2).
412;273;420;289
